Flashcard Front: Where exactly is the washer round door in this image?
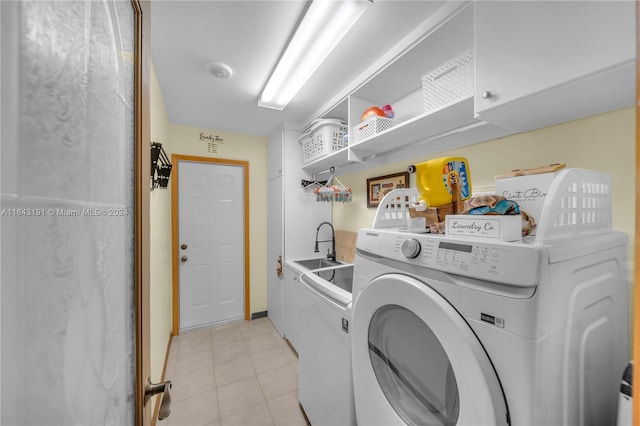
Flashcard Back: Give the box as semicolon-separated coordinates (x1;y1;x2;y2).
352;273;509;426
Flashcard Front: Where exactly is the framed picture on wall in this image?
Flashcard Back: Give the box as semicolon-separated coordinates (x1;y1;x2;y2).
366;171;410;208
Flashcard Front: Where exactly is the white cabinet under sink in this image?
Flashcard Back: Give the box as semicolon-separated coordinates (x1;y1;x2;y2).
474;0;635;132
283;264;300;351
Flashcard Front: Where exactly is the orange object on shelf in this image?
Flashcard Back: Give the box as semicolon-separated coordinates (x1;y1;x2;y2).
360;106;386;122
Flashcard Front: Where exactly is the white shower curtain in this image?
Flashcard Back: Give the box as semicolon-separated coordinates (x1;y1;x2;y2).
1;1;136;424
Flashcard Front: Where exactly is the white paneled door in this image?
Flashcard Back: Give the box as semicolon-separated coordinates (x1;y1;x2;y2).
178;160;245;331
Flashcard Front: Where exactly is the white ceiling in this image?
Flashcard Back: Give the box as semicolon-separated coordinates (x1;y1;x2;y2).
150;0;447;137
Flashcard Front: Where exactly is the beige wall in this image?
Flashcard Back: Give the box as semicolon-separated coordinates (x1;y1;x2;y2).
333;107;635;244
149;63;173;406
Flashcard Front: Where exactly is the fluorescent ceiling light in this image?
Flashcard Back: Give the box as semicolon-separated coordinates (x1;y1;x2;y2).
258;0;371;110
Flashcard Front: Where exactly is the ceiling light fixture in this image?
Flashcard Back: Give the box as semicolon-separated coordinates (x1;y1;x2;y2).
258;0;372;110
206;61;233;79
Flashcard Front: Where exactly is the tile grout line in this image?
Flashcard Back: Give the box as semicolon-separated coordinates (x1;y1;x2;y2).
210;333;223;426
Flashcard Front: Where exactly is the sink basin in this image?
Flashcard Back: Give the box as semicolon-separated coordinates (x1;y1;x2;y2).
313;265;354;294
294;258;342;270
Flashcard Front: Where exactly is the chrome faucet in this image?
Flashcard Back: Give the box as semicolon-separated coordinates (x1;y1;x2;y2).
315;221;336;262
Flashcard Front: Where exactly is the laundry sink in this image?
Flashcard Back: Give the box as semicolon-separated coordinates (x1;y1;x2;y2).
294;258;342;270
313;265;354;294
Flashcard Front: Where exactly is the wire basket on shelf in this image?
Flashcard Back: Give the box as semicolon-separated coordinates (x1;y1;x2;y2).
422;50;473;114
352;116;397;143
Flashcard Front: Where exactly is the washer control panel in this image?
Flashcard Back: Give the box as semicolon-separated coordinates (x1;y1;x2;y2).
359;229;540;287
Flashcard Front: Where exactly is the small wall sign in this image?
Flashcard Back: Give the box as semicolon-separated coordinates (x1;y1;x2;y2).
199;132;224;154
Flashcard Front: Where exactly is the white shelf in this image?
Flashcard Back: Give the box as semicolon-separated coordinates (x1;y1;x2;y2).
300;97;502;176
349;97;475;160
301;147;352;175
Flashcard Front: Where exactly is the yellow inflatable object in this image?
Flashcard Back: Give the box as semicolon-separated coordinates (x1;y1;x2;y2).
408;157;472;208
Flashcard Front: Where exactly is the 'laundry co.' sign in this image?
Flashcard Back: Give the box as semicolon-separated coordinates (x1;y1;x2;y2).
199;133;224;154
445;215;522;242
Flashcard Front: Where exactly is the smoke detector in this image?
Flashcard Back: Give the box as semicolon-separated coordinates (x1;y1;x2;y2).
206;61;233;79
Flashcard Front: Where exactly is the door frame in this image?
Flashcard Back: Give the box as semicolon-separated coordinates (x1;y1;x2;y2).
171;154;251;335
133;0;151;425
634;1;639;422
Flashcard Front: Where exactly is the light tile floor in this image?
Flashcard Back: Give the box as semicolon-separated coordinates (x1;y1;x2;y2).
158;317;308;426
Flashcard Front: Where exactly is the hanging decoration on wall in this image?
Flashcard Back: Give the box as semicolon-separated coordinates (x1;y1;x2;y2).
151;142;172;190
199;132;224;154
313;167;352;203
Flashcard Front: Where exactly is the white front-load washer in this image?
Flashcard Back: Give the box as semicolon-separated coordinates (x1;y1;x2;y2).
351;228;628;426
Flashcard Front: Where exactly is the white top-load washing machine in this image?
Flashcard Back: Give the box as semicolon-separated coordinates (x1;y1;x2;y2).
351;169;629;426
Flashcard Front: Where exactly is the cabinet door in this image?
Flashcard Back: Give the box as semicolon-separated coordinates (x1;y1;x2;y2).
267;129;283;180
475;0;635;130
267;176;284;336
282;129;332;260
283;266;300;351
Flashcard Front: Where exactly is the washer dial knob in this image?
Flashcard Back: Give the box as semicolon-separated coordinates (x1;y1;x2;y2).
401;238;421;259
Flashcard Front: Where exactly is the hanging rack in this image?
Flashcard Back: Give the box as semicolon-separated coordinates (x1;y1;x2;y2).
301;178;328;193
301;166;334;192
151;142;172;190
305;166;352;203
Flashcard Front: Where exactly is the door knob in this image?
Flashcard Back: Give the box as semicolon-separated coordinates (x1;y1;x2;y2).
144;378;172;420
180;256;188;262
181;244;188;250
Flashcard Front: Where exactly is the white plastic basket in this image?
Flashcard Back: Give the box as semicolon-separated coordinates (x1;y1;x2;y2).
352;116;397;143
299;119;348;164
534;168;612;244
422;50;473;114
372;169;614;246
372;188;420;229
